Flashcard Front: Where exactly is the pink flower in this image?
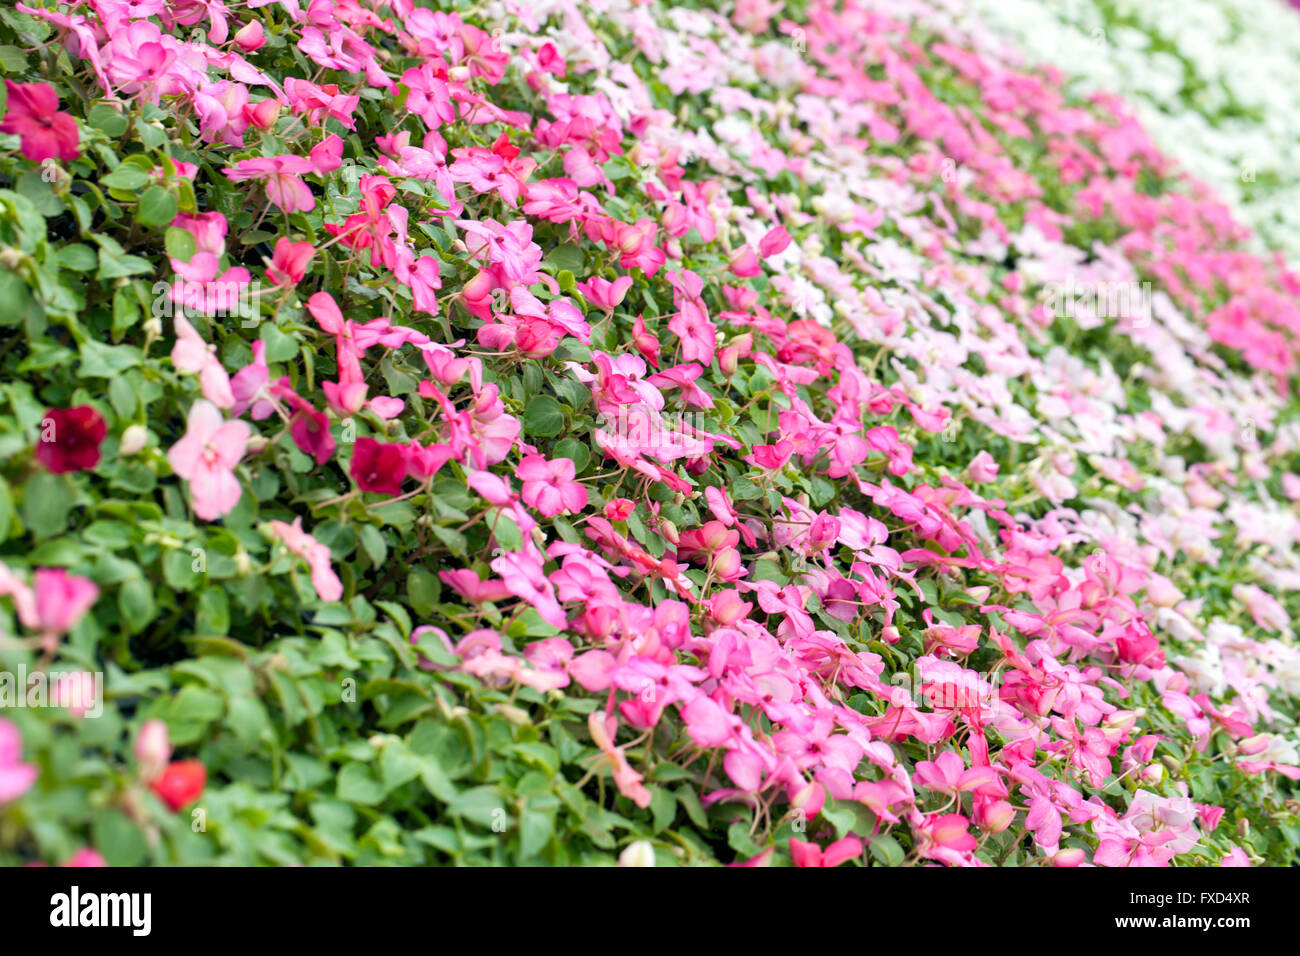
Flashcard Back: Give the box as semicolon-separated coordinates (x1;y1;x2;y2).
588;711;652;808
632;314;661;368
575;275;633;312
309;134;344;174
749;441;793;470
758;224;792;258
807;513;841;552
172;316;235;408
0;80;79;163
224;154;317;213
61;848;108;867
966;450;1000;483
265;237;315;286
232;20;264;52
269;518;344;602
231;341;273;419
0;719;37;803
33;568;98;638
916;813;978;863
605;498;635;521
517;455;588;516
167;400;251;521
789;836;862;867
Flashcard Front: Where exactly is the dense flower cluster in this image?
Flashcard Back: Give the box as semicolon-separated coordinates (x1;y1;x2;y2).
963;0;1300;260
0;0;1297;866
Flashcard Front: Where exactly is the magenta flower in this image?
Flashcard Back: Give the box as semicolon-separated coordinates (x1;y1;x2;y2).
167;400;250;521
0;80;79;163
517;455;587;517
350;437;407;495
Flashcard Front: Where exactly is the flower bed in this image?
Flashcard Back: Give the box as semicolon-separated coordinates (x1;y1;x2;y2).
0;0;1297;866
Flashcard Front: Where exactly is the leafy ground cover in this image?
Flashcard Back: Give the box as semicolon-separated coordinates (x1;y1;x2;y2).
0;0;1298;866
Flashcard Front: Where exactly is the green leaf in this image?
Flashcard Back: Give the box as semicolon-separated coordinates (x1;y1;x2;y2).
546;245;585;273
0;269;32;325
406;568;441;616
518;808;553;858
165;226;198;263
169;685;225;725
58;244;98;272
448;785;506;828
337;763;386;805
79;340;141;378
0;45;28;72
87;104;128;137
552;437;590;473
92;235;152;280
522;395;564;437
869;834;905;866
102;166;151;191
358;524;387;568
118;577;156;634
92;810;148;866
227;696;269;744
136;185;178;227
22;471;70;539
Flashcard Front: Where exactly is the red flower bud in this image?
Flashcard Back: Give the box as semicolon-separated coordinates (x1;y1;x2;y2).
150;760;206;812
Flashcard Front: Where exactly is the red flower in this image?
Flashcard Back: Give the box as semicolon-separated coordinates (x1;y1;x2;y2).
0;80;80;163
35;406;106;474
350;437;407;495
150;760;206;812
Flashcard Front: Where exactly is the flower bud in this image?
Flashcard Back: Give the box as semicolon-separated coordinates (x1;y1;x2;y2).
979;799;1015;833
1052;848;1087;867
1237;734;1269;756
135;719;171;782
618;841;656;867
233;20;265;52
119;424;148;456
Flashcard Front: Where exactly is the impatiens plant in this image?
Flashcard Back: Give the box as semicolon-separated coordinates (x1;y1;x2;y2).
0;0;1297;867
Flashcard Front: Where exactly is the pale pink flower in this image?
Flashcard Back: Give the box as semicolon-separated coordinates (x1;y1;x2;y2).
167;400;251;521
268;518;344;602
135;719;171;782
172;316;235;408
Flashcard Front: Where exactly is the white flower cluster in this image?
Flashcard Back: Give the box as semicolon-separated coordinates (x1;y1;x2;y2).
958;0;1300;258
